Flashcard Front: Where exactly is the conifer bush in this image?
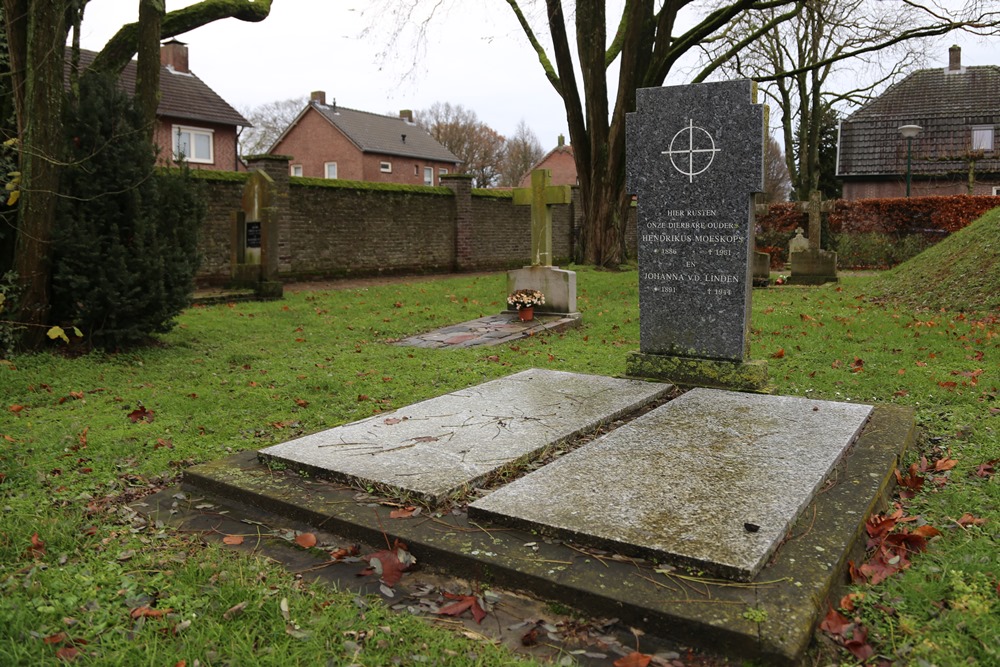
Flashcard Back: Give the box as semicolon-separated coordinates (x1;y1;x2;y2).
50;74;204;349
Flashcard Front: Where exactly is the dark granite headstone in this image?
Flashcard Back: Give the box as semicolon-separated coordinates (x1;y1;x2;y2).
625;80;766;388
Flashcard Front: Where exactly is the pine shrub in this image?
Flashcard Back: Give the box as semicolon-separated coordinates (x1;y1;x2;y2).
50;74;204;349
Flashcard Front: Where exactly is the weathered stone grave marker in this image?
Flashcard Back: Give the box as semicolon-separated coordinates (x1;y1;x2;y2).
232;169;283;298
788;189;838;284
625;80;766;389
507;170;580;316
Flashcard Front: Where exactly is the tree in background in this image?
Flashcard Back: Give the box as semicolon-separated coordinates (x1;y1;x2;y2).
51;73;204;349
2;0;273;349
417;102;507;187
498;119;545;187
375;1;1000;265
239;96;306;157
762;135;792;203
697;0;998;200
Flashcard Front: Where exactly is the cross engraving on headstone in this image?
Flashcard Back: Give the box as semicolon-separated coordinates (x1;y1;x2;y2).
626;80;764;365
513;169;572;267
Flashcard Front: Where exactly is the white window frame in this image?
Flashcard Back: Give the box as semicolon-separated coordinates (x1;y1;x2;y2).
438;168;448;176
423;166;434;186
993;186;1000;196
972;125;994;152
290;164;303;177
324;162;338;179
380;161;392;173
172;125;214;164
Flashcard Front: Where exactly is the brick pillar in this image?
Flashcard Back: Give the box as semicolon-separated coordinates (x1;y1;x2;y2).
441;174;474;271
246;155;292;275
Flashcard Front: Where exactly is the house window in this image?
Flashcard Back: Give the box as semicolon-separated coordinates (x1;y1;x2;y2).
290;164;303;177
380;161;392;173
424;167;434;186
414;165;420;176
173;126;213;163
324;162;338;179
438;168;448;176
993;186;1000;196
972;125;994;151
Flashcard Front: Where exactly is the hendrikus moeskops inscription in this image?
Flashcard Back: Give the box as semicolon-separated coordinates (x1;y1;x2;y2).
662;119;720;183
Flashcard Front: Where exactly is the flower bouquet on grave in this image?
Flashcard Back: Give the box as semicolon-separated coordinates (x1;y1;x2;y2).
507;289;545;310
507;289;545;321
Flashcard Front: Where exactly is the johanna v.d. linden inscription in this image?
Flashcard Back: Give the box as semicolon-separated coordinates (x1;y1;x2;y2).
626;80;763;364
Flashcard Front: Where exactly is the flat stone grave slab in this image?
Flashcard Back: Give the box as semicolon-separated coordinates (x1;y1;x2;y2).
259;369;672;505
470;388;873;581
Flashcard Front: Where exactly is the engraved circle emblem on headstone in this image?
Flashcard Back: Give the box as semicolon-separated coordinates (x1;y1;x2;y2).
661;119;719;183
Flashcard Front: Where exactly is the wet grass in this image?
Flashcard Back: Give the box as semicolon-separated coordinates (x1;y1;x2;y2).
1;263;997;665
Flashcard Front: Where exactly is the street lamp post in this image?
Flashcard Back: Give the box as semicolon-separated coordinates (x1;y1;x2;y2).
898;125;922;197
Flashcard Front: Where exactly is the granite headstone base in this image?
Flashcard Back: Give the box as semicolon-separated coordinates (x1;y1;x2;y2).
626;351;768;391
787;249;838;285
507;266;578;316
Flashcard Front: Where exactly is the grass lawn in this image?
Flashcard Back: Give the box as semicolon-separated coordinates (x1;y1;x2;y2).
1;266;997;666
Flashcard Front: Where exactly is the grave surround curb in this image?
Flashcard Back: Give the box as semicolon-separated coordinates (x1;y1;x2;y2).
163;402;914;665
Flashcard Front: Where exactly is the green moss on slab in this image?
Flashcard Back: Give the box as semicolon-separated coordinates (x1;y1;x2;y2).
626;352;769;391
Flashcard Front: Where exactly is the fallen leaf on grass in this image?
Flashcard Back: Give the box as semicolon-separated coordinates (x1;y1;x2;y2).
127;407;154;423
27;532;45;558
389;507;418;519
359;541;416;586
973;459;996;478
933;456;958;472
294;532;317;548
9;404;24;413
55;646;79;661
819;605;852;636
770;348;785;359
222;535;244;546
850;357;864;373
613;652;652;667
956;513;986;527
435;592;487;623
223;602;248;620
130;606;173;619
294;398;309;408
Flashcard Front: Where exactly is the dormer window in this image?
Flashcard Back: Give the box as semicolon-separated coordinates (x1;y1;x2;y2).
972;125;994;152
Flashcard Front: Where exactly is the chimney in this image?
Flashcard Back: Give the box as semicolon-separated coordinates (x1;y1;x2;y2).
160;39;188;73
310;90;326;105
557;134;565;147
399;109;414;123
949;45;962;72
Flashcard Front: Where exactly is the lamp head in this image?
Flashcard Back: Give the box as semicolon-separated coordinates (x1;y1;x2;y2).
898;125;922;139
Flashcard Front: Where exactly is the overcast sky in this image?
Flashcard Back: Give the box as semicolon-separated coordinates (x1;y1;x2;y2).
75;1;999;152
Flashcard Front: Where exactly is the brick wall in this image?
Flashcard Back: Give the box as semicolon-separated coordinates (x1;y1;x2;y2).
843;177;1000;200
192;169;583;286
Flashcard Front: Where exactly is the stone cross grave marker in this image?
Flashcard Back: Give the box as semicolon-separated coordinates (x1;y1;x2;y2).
626;80;763;365
807;189;823;250
513;169;572;267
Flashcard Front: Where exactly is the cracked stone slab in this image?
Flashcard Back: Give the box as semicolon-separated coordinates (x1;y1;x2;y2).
259;369;672;505
469;388;873;581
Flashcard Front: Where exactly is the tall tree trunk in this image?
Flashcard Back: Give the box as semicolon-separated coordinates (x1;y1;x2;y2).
12;0;67;347
136;0;164;143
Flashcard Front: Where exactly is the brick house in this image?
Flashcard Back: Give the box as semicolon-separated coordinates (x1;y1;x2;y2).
837;46;1000;200
517;135;577;188
270;92;461;184
73;41;249;172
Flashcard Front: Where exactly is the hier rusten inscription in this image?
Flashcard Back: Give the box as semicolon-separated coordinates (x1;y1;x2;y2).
626;81;764;362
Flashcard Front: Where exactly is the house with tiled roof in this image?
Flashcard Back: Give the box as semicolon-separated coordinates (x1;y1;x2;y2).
517;135;577;188
837;46;1000;200
269;92;461;184
73;41;250;171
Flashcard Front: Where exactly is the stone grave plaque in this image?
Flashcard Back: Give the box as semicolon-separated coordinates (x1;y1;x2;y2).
259;369;671;505
470;389;873;581
626;80;763;361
